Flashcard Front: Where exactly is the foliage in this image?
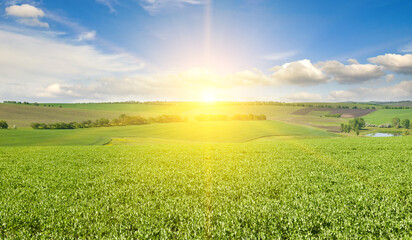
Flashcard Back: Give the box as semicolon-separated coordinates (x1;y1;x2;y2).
349;118;365;130
1;138;412;238
392;117;401;128
324;114;341;118
1;121;336;147
340;123;351;133
364;109;412;125
31;113;267;129
401;119;410;129
0;120;8;129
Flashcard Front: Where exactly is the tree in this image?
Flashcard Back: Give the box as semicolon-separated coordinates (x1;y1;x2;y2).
340;124;351;133
0;120;8;129
355;126;360;136
401;119;410;129
349;118;365;130
392;117;401;128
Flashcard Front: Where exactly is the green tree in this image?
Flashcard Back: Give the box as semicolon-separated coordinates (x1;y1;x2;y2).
349;118;365;130
0;120;8;129
392;117;400;128
401;119;410;129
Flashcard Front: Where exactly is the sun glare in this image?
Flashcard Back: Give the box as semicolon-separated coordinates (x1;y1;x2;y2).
202;90;217;103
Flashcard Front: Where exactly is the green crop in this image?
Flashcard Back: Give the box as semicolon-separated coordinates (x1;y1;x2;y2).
1;137;411;239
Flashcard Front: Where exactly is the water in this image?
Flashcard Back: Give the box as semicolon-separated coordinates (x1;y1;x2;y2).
366;132;402;137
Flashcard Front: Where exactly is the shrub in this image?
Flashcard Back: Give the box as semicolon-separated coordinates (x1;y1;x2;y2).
392;117;400;128
401;119;410;129
325;114;341;118
0;120;8;129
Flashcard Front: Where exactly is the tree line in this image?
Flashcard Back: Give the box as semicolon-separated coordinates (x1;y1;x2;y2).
4;100;386;110
365;117;410;129
31;113;267;129
341;117;411;136
31;114;187;129
324;114;341;118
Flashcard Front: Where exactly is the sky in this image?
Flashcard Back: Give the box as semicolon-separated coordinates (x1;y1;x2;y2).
1;0;412;102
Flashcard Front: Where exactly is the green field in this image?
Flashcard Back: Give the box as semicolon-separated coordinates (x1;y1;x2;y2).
363;109;412;125
0;121;336;146
0;102;350;133
1;138;411;238
0;103;302;127
1;102;412;238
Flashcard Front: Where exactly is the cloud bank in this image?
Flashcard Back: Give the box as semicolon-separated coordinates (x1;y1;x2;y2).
2;22;412;102
0;29;145;100
369;54;412;74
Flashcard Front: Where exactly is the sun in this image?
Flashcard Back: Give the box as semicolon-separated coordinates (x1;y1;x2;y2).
202;89;217;103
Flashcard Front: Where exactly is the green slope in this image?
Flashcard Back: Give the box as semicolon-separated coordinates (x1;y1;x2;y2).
363;109;412;124
0;120;336;146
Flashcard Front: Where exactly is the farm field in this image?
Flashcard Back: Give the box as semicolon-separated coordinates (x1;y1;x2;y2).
363;109;412;125
0;103;364;131
1;137;411;239
2;0;412;238
0;103;303;127
1;102;411;238
0;120;336;146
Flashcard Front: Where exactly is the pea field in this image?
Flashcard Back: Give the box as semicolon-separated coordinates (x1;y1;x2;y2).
1;137;411;239
1;102;412;238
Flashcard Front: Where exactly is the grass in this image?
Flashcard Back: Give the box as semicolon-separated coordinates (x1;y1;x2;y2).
0;103;301;127
363;109;412;124
0;104;121;128
2;102;370;132
0;120;336;146
1;137;411;238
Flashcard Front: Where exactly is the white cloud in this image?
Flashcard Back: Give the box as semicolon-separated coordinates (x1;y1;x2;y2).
5;4;44;18
226;68;271;86
139;0;204;14
317;60;385;84
16;18;49;28
386;74;394;83
329;81;412;102
78;31;96;41
95;0;118;13
0;29;145;100
347;58;359;64
369;53;412;74
270;59;329;86
31;67;273;101
35;78;153;99
261;51;299;61
5;4;49;28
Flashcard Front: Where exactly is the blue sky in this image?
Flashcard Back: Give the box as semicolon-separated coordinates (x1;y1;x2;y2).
1;0;412;102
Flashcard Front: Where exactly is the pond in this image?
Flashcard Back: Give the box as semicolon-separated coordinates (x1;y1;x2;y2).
366;132;402;137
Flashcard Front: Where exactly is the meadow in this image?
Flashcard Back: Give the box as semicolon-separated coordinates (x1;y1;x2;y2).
1;138;411;239
363;109;412;125
0;121;336;146
1;102;411;238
